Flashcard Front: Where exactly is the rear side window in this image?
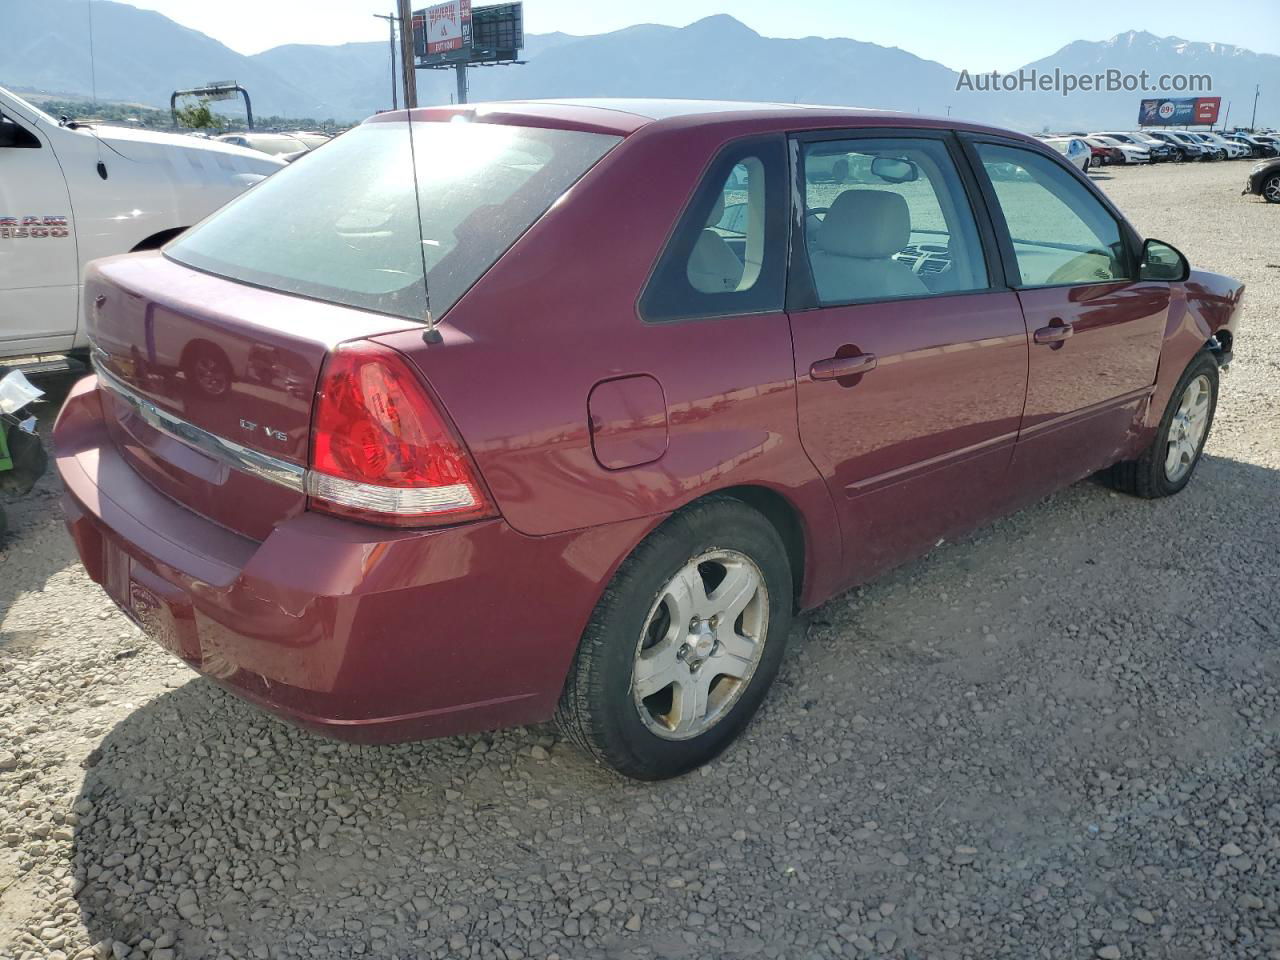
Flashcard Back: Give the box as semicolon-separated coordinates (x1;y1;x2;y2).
640;136;787;323
167;120;620;320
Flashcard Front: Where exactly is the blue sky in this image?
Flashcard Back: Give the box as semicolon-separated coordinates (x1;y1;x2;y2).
124;0;1280;67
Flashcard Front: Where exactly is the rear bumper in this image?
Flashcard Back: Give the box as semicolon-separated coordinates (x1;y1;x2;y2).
54;375;650;743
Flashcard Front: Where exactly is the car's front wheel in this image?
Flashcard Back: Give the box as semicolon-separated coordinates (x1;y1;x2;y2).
1262;174;1280;203
557;497;793;780
1105;351;1219;498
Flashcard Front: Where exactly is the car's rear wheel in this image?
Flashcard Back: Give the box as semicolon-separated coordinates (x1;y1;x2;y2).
556;497;793;780
1105;352;1218;498
1262;174;1280;203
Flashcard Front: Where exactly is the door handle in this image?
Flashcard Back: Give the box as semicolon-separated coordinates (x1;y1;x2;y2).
811;353;878;381
1033;321;1074;345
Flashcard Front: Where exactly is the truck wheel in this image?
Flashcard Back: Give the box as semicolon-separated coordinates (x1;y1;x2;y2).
1105;352;1218;498
556;497;793;780
0;429;48;498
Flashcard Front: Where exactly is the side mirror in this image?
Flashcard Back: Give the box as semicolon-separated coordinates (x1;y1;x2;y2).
0;119;19;148
1139;238;1189;283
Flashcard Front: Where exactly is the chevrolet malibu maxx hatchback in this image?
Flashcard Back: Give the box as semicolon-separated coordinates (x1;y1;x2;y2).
55;100;1243;780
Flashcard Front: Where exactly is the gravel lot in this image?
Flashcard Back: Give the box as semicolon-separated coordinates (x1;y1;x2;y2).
2;160;1279;960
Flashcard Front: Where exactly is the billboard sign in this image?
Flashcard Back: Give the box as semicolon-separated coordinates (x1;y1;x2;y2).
470;3;523;60
200;82;239;102
415;1;521;66
417;0;472;57
1138;96;1222;126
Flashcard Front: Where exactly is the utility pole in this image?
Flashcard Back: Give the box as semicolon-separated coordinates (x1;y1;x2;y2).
396;0;418;109
373;13;398;110
1251;84;1261;132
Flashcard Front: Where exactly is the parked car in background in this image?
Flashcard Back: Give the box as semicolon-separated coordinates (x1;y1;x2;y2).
1083;137;1124;166
1089;135;1150;164
1147;130;1211;161
1182;132;1228;160
1092;131;1175;162
1085;136;1146;165
1252;134;1280;155
1243;156;1280;202
1195;131;1249;159
0;85;284;366
1223;133;1277;158
1043;136;1091;171
1126;131;1185;161
56;99;1243;780
217;131;331;161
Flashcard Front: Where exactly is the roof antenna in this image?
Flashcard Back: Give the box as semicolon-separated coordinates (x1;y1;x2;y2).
397;0;442;344
87;0;98;107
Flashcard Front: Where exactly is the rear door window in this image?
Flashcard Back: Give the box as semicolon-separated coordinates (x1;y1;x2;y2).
640;136;788;323
799;137;989;304
167;120;620;321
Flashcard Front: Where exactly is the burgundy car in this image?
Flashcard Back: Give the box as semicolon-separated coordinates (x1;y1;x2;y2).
55;100;1243;780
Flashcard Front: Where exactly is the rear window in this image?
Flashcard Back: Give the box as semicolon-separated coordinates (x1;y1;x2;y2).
167;120;620;320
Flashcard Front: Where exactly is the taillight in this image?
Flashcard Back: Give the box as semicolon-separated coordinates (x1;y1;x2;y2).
307;341;493;528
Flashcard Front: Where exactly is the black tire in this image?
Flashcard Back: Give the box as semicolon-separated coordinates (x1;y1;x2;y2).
1172;150;1184;163
0;429;47;498
1104;351;1219;498
556;496;794;780
1262;174;1280;204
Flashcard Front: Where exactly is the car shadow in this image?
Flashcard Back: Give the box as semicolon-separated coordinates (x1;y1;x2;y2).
67;452;1280;957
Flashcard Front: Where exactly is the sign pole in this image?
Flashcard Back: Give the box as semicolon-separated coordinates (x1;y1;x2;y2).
397;0;418;109
1251;84;1261;132
455;63;468;104
373;13;398;110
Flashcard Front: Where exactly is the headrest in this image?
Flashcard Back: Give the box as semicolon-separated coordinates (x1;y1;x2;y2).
706;190;725;228
818;189;911;259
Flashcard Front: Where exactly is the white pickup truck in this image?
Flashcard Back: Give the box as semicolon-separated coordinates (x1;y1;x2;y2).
0;86;284;366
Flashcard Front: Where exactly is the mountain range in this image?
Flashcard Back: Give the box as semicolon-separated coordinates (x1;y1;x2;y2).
7;0;1278;130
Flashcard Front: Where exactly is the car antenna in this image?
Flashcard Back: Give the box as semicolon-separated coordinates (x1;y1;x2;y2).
399;56;443;345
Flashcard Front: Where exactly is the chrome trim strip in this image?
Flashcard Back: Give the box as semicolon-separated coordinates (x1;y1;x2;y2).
94;360;306;493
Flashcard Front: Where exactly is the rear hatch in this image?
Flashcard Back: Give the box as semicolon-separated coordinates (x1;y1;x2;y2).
87;113;622;541
87;253;415;541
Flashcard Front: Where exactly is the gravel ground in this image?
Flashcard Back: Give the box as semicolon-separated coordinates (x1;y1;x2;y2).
2;160;1279;960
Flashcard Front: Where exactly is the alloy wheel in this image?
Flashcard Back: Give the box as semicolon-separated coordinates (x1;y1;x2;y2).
631;550;769;740
1264;175;1280;203
1165;374;1212;483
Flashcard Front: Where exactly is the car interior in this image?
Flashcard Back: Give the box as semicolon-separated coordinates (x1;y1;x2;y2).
696;141;989;304
687;158;767;294
977;144;1127;286
800;142;988;302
